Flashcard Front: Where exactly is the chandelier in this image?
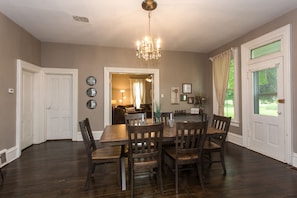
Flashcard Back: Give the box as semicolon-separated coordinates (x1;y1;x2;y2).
136;0;161;61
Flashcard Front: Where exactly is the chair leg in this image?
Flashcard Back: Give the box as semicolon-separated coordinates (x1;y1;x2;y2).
220;149;226;176
117;160;121;187
197;162;204;191
175;162;178;194
85;163;93;191
158;165;164;194
131;168;134;198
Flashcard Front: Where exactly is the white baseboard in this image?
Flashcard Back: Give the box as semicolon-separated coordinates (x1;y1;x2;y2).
292;153;297;167
227;132;243;147
75;130;103;141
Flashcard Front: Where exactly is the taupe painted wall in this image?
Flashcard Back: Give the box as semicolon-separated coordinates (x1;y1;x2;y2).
41;43;211;131
0;12;41;150
209;8;297;150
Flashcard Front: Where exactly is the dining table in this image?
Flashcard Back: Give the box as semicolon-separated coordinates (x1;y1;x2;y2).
100;121;225;191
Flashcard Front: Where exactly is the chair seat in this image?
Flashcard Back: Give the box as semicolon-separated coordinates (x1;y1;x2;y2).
134;158;158;170
203;141;221;150
92;146;122;160
165;148;199;161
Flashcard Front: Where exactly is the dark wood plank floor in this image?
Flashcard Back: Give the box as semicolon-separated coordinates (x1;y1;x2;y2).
1;141;297;198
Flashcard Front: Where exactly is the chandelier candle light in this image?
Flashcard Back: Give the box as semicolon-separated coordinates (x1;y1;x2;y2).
136;0;161;61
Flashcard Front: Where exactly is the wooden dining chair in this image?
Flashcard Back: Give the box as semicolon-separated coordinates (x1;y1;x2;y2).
124;112;147;125
203;114;231;175
79;118;122;191
127;123;164;198
164;121;208;193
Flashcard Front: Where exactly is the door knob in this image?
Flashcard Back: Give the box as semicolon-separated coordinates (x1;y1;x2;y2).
278;99;285;103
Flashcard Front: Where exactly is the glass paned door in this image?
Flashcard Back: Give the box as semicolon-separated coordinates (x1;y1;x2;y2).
248;57;285;162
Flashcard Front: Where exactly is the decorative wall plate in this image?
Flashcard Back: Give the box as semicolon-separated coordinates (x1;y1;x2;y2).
87;99;97;109
86;76;96;86
86;88;97;97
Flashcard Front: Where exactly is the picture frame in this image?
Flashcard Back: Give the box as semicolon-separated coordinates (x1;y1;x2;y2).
180;94;187;101
187;96;194;104
182;83;192;94
171;87;180;104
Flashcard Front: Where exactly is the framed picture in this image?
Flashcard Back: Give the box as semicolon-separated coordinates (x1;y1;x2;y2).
187;96;194;104
182;83;192;94
180;94;187;101
171;87;180;104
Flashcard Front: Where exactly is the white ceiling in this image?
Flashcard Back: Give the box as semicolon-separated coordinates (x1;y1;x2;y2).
1;0;297;53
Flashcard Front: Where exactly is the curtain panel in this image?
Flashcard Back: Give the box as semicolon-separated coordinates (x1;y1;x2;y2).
210;50;231;115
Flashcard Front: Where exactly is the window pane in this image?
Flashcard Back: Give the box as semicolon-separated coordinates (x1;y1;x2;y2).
224;59;234;118
253;67;277;116
251;40;281;59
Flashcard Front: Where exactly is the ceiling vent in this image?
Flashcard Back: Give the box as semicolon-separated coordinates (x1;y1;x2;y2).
72;16;89;23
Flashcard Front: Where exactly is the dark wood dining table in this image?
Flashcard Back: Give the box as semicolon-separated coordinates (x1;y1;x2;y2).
100;122;225;191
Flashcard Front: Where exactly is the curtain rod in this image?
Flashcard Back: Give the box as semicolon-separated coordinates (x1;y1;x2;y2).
209;47;235;62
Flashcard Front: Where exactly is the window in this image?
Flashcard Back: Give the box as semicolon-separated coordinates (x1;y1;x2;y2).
131;79;145;109
253;67;278;116
224;58;235;118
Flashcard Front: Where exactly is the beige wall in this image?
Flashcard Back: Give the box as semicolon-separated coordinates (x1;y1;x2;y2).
41;43;211;131
0;12;41;150
209;8;297;150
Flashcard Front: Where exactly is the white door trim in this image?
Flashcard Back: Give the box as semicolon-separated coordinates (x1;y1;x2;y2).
104;67;160;127
43;68;78;141
16;59;42;157
241;24;292;164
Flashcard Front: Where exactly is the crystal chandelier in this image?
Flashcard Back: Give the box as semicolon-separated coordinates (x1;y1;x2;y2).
136;0;161;61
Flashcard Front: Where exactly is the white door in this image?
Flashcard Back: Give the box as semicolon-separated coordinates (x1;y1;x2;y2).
21;70;34;149
46;74;73;140
247;57;285;161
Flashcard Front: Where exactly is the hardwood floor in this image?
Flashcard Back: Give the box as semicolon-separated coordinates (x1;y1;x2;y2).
1;140;297;198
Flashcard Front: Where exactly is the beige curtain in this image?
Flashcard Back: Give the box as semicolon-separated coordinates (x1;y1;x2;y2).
211;50;231;115
130;79;145;109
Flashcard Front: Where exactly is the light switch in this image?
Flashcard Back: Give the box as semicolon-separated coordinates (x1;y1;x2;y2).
8;88;14;94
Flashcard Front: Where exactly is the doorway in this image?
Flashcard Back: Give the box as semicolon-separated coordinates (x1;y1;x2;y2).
16;60;78;157
104;67;160;126
241;25;292;163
